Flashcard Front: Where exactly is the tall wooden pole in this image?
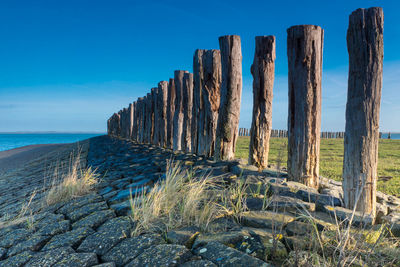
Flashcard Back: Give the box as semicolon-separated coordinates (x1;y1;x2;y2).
249;36;275;170
215;35;242;161
167;78;175;149
182;72;193;153
158;81;169;148
343;7;383;220
173;70;188;151
287;25;323;189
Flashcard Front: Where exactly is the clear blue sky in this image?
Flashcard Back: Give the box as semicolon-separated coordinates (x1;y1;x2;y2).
0;0;399;132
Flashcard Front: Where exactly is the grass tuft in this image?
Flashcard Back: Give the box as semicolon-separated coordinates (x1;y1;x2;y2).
45;151;98;206
130;160;222;236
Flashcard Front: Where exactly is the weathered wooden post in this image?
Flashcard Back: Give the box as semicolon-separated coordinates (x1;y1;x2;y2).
128;103;134;140
132;101;138;141
158;81;169;148
202;50;222;157
167;78;175;149
194;49;222;157
182;72;193;153
343;7;383;220
192;49;204;155
249;36;276;170
215;35;242;161
144;94;152;144
151;87;159;146
141;97;146;143
287;25;323;189
173;70;188;151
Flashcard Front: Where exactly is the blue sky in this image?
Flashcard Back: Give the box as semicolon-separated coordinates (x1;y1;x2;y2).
0;0;399;132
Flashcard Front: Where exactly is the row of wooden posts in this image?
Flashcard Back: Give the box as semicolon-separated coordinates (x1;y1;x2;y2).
239;129;391;139
108;7;383;222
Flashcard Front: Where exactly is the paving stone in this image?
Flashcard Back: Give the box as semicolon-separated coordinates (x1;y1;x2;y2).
57;194;103;215
166;226;200;248
102;190;118;201
54;252;98;267
42;226;95;251
110;200;132;216
25;246;75;267
72;209;115;229
66;201;108;222
125;244;192;267
0;247;7;260
92;263;116;267
35;219;70;236
193;230;247;250
240;211;295;230
77;216;132;256
7;235;51;257
180;260;217;267
99;186;114;196
266;196;316;213
108;187;149;204
101;233;165;266
0;250;36;267
194;241;271;266
0;228;31;248
324;205;374;226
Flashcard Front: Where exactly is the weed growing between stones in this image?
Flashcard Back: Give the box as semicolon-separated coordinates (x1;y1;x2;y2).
129;160;222;236
45;150;98;206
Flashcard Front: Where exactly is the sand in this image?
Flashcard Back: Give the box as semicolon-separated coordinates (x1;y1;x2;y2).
0;144;69;174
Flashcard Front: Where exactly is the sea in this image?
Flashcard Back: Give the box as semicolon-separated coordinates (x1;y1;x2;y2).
0;133;104;152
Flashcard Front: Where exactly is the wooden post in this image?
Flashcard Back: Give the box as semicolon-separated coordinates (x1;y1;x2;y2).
192;49;205;155
215;35;242;161
128;103;134;140
151;87;159;146
249;36;275;170
287;25;323;189
158;81;169;148
343;7;383;220
182;72;193;153
167;78;175;149
173;70;188;151
132;101;138;141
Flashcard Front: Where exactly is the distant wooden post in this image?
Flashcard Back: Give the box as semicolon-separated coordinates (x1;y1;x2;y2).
167;78;175;149
132;101;138;141
215;35;242;161
158;81;169;148
249;36;275;170
152;87;160;146
128;103;134;140
173;70;188;151
287;25;323;189
182;72;193;153
343;7;383;221
144;94;152;144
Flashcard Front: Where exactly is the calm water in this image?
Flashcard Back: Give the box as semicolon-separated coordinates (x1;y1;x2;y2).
381;133;400;140
0;133;104;152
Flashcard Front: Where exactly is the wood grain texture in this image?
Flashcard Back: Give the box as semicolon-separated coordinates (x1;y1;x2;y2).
166;78;176;149
173;70;188;151
287;25;323;189
249;36;275;170
343;7;383;220
215;35;242;161
158;81;169;148
182;73;193;153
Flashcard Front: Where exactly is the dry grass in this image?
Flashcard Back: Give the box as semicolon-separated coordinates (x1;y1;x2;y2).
45;150;98;206
130;160;223;236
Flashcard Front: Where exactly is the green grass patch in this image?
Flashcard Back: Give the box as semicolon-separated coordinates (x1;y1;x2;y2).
235;137;400;196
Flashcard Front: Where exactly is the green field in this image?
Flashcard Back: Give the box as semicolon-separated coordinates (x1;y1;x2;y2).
235;137;400;196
